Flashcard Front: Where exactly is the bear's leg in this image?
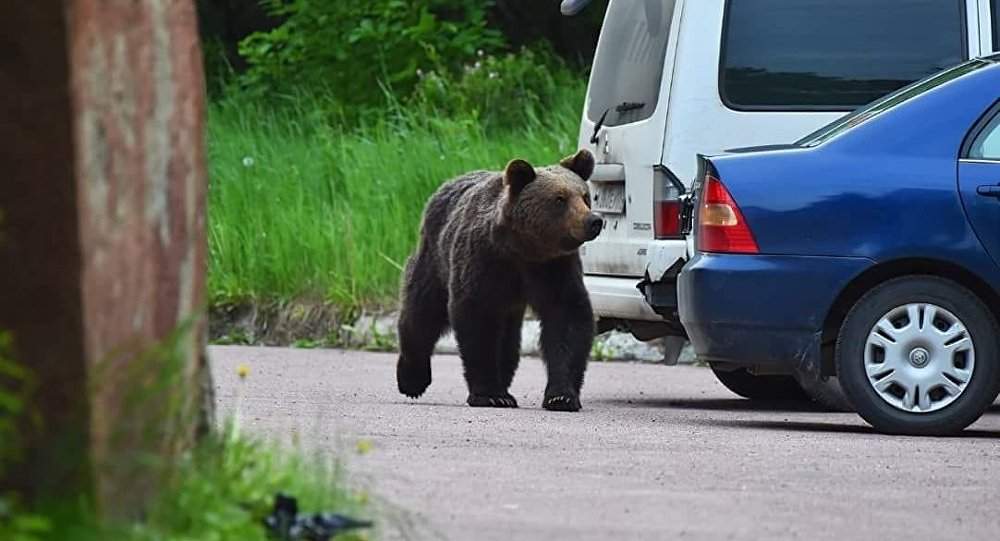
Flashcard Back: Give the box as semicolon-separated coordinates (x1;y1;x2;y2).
537;310;593;411
397;253;449;399
497;305;526;403
451;304;517;408
528;265;594;412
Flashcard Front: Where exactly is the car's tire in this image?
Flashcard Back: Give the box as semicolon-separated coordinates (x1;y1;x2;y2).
836;276;1000;436
794;373;853;412
710;363;810;401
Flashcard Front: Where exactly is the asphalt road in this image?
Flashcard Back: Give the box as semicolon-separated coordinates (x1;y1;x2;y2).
210;346;1000;541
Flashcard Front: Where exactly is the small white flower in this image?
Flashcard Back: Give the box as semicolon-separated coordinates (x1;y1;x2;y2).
474;61;482;69
242;156;255;168
477;49;484;57
416;68;424;78
488;72;498;79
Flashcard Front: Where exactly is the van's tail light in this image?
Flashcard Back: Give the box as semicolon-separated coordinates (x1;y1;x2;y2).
697;175;759;254
653;166;684;239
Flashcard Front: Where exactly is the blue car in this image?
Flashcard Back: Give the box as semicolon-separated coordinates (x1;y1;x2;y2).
678;55;1000;435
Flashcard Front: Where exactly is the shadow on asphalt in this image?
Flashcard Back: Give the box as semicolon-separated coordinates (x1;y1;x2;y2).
691;419;1000;439
598;397;828;413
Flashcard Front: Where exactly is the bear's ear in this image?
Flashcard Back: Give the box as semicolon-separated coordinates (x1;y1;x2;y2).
503;159;536;195
560;149;595;181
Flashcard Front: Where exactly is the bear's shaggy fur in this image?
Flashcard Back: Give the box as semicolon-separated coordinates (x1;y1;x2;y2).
396;150;602;411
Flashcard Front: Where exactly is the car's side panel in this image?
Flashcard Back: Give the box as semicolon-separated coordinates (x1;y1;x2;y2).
710;68;1000;280
959;160;1000;267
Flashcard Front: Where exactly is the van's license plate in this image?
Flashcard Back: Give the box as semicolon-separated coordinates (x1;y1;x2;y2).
591;182;625;214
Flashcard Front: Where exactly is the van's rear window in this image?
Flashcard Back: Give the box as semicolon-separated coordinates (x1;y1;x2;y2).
587;0;677;127
993;0;999;51
721;0;967;110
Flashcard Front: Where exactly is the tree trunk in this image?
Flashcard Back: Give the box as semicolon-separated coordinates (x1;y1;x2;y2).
0;0;212;520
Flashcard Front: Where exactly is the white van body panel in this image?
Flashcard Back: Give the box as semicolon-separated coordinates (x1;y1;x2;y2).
575;1;685;279
581;0;991;325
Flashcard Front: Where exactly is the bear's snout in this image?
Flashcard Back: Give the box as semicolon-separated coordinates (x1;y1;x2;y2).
583;213;604;241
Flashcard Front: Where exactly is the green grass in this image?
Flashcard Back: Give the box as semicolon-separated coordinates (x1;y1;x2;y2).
2;425;368;541
207;82;586;310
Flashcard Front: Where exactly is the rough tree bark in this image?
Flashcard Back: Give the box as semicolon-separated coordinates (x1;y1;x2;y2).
0;0;212;519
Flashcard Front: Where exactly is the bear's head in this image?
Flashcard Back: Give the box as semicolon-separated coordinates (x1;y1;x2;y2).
499;149;603;261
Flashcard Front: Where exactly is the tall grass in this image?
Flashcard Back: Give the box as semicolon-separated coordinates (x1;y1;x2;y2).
207;82;586;310
2;426;367;541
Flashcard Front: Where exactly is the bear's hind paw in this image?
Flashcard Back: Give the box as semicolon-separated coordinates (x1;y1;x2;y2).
467;393;518;408
543;394;581;412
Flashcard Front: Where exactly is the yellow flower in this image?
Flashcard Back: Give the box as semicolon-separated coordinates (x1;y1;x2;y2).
355;439;373;455
236;364;250;379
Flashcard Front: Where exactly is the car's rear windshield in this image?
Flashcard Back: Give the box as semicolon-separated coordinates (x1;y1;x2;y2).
587;0;676;127
796;59;991;147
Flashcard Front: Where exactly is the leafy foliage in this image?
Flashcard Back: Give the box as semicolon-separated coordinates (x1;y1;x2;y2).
2;423;366;541
123;426;366;541
238;0;504;111
0;331;29;471
0;332;49;541
411;46;579;131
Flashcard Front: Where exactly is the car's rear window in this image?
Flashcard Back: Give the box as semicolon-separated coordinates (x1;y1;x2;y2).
797;60;990;148
721;0;967;110
969;110;1000;160
587;0;677;127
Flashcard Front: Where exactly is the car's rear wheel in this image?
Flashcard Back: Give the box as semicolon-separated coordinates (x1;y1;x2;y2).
710;363;810;401
836;276;1000;435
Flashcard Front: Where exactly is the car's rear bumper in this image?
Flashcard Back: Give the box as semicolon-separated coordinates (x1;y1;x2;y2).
678;253;872;370
583;274;662;321
583;239;688;324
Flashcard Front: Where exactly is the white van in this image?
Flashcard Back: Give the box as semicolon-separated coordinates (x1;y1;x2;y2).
566;0;999;369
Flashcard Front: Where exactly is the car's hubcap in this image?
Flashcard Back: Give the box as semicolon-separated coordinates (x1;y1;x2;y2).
863;303;975;413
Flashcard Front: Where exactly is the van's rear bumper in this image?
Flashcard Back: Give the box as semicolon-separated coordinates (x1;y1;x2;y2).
583;275;662;321
583;240;688;324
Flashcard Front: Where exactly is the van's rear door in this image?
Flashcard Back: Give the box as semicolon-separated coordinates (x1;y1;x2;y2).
577;0;682;277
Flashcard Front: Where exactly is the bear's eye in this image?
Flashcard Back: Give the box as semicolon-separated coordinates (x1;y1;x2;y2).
583;193;591;207
555;195;567;205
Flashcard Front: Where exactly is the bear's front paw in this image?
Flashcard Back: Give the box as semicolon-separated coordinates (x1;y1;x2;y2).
467;392;519;408
397;356;431;399
543;392;581;412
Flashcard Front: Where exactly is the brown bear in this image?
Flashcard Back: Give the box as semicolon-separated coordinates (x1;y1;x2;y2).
396;149;602;411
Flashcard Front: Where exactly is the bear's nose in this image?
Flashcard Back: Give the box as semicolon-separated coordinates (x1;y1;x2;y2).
584;214;604;241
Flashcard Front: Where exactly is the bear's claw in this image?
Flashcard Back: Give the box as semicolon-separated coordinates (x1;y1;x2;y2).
543;394;581;412
467;393;519;408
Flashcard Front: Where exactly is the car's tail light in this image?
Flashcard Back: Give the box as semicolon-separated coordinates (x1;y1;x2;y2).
697;175;759;254
653;166;684;239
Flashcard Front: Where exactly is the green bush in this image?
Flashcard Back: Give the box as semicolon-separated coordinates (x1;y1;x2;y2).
238;0;503;112
0;332;34;475
1;424;366;541
0;332;48;541
410;47;581;131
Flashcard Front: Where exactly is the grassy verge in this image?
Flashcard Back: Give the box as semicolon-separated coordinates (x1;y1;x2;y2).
207;81;586;311
2;425;369;541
